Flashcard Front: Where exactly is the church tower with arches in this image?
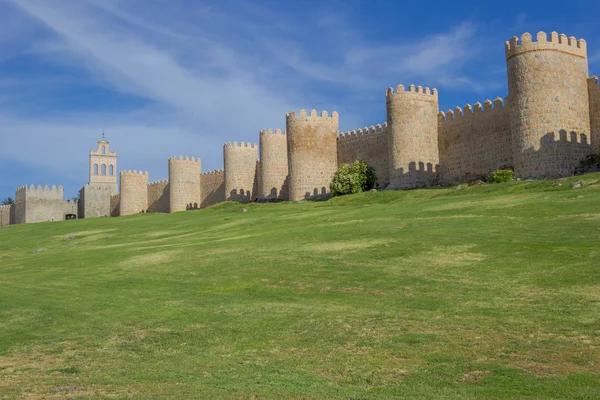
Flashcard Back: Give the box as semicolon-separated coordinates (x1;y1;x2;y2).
78;135;119;218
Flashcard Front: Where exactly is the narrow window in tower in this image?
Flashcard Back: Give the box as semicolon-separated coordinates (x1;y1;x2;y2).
101;164;107;175
94;164;98;175
109;165;114;176
102;146;106;155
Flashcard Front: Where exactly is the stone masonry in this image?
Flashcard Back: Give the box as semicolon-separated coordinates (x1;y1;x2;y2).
119;170;148;216
259;129;289;200
224;142;259;202
286;110;339;201
588;76;600;153
169;156;201;212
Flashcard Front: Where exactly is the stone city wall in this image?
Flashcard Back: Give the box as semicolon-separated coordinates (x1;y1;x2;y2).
438;98;513;184
200;169;225;208
337;123;390;188
224;142;258;202
0;204;14;227
588;76;600;152
110;194;120;217
286;110;339;200
506;32;591;178
259;129;289;200
14;184;65;224
386;85;439;189
169;156;201;212
147;180;170;213
78;183;117;218
63;200;78;218
119;170;148;216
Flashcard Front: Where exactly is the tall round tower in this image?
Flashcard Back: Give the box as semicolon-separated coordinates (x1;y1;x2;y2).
259;128;289;201
286;109;339;201
168;156;201;213
386;85;439;189
119;170;148;216
506;31;591;178
223;142;259;202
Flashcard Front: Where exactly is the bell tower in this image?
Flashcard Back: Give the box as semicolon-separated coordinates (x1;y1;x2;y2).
89;133;117;185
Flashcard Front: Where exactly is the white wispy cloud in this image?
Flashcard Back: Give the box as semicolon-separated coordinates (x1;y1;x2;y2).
0;0;499;196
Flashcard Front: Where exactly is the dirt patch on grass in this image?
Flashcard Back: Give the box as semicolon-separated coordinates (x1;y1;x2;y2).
306;239;394;252
403;245;485;268
119;250;182;268
457;370;494;382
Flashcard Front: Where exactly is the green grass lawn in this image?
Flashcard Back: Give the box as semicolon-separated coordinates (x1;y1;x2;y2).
1;174;599;399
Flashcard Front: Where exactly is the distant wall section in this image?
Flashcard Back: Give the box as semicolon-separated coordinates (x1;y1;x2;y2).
79;183;117;218
337;123;390;188
148;180;170;213
589;76;600;152
169;156;201;212
438;98;513;184
201;169;225;208
14;185;65;223
119;170;148;216
224;142;258;202
259;129;289;200
0;205;14;227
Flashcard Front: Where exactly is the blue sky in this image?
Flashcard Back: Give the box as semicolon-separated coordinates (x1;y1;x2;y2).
1;0;599;199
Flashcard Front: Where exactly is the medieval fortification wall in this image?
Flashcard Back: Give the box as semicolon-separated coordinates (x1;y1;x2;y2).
259;129;289;200
337;124;390;188
200;169;225;208
286;110;339;200
438;98;512;184
224;142;258;202
506;32;591;178
15;185;65;224
110;194;120;217
386;85;439;189
79;183;117;219
588;76;600;152
5;30;600;227
148;180;170;213
119;170;148;216
0;205;14;227
169;156;201;212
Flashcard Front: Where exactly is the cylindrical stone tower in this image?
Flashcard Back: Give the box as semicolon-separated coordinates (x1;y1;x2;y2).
168;156;201;213
506;31;591;178
223;142;259;202
286;109;339;201
386;84;439;189
119;170;148;216
259;128;289;201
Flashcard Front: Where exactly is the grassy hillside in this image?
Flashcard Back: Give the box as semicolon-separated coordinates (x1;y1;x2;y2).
1;174;599;399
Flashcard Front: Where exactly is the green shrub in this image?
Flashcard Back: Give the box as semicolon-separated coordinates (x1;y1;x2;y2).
488;169;514;183
330;160;377;196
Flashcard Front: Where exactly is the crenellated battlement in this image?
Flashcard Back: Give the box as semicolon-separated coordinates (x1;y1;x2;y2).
588;76;599;87
63;199;78;206
260;128;285;137
201;169;224;176
0;204;13;211
439;97;506;121
386;84;438;99
223;141;258;150
168;156;200;163
110;194;120;201
120;170;149;177
505;31;587;60
16;184;64;198
148;180;168;187
338;123;388;140
286;109;339;120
